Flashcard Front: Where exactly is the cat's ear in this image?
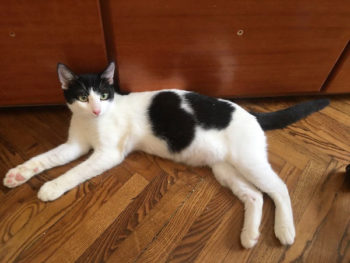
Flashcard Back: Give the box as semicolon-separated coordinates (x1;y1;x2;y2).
57;63;78;90
101;62;115;85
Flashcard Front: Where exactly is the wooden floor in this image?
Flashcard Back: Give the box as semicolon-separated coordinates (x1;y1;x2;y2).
0;95;349;263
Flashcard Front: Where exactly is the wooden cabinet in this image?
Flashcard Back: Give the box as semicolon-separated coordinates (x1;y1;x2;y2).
104;0;350;97
0;1;349;106
0;0;107;106
323;43;350;93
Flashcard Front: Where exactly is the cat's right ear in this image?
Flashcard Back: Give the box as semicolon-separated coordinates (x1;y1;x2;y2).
57;63;78;90
101;62;115;85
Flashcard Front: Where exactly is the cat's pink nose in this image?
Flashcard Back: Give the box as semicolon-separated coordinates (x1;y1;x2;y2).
93;109;101;116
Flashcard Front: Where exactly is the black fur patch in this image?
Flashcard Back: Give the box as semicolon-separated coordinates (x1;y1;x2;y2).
63;74;115;104
185;92;235;129
149;92;196;153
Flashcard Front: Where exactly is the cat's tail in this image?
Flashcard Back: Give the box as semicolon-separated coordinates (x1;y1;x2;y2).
250;99;330;131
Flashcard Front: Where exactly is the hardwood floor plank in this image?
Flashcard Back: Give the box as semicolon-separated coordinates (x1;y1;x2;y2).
305;186;350;263
166;188;235;262
134;175;220;263
278;162;301;191
282;160;346;262
93;169;203;263
0;184;35;219
267;132;312;170
269;152;287;175
10;171;141;263
0;159;133;263
194;205;245;263
329;96;350;116
46;173;149;263
339;221;350;263
0;189;79;263
288;117;350;162
289;160;329;221
121;152;167;182
325;106;350;127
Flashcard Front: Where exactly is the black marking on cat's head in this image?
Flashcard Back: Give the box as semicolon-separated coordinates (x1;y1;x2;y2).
185;92;235;129
149;91;196;153
57;62;117;104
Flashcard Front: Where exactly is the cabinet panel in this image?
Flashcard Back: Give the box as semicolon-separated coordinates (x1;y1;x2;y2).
323;43;350;93
104;0;350;97
0;0;107;106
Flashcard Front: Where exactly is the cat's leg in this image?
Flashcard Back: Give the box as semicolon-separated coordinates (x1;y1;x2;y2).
212;162;263;248
3;141;90;188
230;148;295;246
37;149;123;201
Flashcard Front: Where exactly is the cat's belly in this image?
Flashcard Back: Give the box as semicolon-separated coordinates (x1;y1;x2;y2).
136;129;228;167
173;136;228;166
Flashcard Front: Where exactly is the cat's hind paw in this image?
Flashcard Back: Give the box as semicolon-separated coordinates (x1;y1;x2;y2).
3;163;39;188
240;228;260;249
275;224;295;245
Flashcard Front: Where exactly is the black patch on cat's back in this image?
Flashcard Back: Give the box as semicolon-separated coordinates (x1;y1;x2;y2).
149;91;196;153
185;92;235;129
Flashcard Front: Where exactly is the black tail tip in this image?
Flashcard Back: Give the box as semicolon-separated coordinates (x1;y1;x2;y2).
312;98;330;111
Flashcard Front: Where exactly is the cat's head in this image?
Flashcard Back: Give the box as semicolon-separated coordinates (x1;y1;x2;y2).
57;62;116;118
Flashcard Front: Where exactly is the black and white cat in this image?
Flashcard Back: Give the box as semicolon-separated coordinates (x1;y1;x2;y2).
3;62;329;248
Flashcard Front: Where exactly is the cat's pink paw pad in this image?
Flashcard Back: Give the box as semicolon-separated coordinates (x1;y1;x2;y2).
9;173;15;178
3;178;16;188
34;167;39;173
6;178;13;184
15;173;25;181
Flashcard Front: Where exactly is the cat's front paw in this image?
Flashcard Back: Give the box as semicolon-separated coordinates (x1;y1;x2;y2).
38;181;65;202
3;163;40;188
275;223;295;245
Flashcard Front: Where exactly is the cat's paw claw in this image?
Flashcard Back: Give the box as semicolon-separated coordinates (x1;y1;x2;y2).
38;182;64;202
275;224;295;245
241;229;260;249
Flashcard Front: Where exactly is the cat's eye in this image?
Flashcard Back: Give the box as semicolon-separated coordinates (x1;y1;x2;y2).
78;95;88;102
100;93;109;100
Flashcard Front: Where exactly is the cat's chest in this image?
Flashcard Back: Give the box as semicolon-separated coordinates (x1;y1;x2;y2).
76;117;121;148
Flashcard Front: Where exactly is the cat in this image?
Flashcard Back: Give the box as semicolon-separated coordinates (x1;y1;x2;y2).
3;62;329;248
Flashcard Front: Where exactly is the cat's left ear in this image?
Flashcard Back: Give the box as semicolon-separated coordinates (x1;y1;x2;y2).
101;62;115;85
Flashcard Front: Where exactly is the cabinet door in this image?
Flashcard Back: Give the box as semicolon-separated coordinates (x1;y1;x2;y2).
323;43;350;93
102;0;350;97
0;1;107;106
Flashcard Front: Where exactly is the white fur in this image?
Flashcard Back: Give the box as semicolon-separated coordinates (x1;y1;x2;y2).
3;89;295;248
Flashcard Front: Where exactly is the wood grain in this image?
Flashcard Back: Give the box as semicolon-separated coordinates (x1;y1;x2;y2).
0;95;349;262
104;0;350;97
0;0;107;106
323;42;350;94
